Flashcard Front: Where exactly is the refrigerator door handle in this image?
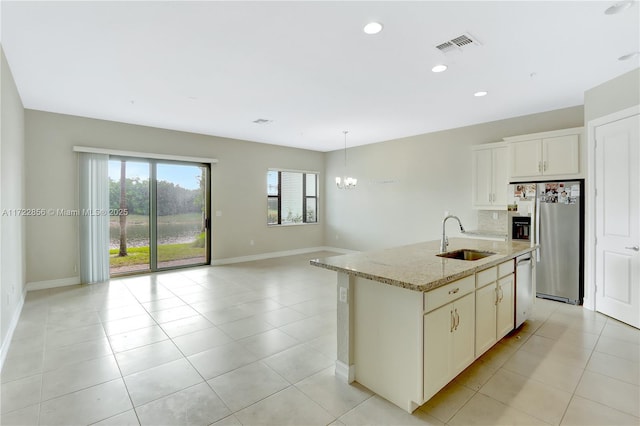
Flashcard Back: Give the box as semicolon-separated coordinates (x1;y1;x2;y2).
535;188;541;262
625;246;640;251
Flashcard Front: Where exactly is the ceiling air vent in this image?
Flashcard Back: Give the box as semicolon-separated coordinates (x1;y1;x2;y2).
252;118;273;125
435;33;481;53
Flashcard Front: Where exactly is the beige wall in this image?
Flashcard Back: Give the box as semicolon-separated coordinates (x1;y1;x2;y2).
21;102;589;282
324;106;584;251
24;111;325;283
1;47;26;352
585;68;640;122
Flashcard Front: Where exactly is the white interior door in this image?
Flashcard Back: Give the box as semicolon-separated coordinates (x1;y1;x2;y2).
595;114;640;328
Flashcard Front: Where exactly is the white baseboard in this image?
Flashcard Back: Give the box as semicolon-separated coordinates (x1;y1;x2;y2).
320;246;359;255
0;290;25;371
23;247;357;289
335;360;355;383
212;246;357;266
26;276;81;292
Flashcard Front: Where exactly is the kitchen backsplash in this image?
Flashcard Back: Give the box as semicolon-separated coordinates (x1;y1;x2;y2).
477;210;508;233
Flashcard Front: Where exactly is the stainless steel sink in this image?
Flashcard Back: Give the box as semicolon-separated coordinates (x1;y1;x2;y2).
436;249;496;261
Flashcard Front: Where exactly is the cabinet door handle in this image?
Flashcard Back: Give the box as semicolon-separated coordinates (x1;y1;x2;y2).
495;288;499;305
538;161;542;172
543;161;547;172
455;309;460;330
625;246;639;251
448;288;460;295
450;310;455;333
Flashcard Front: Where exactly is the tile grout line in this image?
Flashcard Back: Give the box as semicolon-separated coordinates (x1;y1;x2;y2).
99;283;144;426
557;315;608;425
36;296;51;426
445;300;560;426
11;260;637;426
444;318;545;425
115;279;207;417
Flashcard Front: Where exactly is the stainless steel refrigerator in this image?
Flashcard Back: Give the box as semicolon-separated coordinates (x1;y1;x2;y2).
535;181;583;304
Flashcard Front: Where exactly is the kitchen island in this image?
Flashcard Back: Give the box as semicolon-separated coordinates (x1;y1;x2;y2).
311;238;536;413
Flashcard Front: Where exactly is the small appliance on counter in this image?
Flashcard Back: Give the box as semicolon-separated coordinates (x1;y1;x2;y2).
509;216;531;242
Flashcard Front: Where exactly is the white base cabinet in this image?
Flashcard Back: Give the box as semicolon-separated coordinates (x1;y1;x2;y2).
475;282;499;355
424;292;475;400
475;260;515;357
352;258;521;413
496;275;515;338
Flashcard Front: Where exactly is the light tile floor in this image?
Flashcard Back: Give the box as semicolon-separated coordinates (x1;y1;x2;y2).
1;251;639;425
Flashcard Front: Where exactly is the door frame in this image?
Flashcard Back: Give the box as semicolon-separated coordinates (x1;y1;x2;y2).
72;146;218;272
153;159;212;272
108;156;212;275
585;104;640;311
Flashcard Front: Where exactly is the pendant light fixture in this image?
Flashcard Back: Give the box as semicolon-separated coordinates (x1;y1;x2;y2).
335;130;357;189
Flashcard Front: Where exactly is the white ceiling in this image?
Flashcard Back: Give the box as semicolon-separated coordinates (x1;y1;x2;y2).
2;1;638;152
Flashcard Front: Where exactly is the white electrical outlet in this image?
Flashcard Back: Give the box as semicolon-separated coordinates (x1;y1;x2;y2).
492;212;498;220
250;240;255;246
339;287;348;303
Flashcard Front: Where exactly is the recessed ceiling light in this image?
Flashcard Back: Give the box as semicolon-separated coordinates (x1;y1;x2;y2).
431;64;448;73
474;91;488;97
605;1;633;14
618;51;640;61
363;22;383;35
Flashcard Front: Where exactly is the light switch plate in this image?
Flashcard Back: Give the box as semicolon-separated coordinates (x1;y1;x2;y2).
339;287;348;303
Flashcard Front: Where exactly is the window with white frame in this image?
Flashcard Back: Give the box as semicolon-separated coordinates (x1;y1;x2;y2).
267;170;318;225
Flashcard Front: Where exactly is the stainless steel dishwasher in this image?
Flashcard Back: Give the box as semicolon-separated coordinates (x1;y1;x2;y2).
515;253;533;328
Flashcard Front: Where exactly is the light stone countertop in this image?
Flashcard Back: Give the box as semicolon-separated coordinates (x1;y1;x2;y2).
310;238;536;292
462;230;508;240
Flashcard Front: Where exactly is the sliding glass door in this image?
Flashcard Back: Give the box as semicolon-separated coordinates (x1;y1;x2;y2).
156;163;208;269
108;159;151;275
108;158;210;276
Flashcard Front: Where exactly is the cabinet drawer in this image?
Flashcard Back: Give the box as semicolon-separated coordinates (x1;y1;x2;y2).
476;266;497;288
425;275;475;313
498;259;514;277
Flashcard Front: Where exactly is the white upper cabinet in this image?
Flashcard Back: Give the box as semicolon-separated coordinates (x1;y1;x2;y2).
472;142;509;210
543;135;580;175
510;139;542;177
505;127;583;182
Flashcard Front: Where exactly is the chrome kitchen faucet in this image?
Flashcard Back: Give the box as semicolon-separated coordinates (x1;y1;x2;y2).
440;215;466;253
